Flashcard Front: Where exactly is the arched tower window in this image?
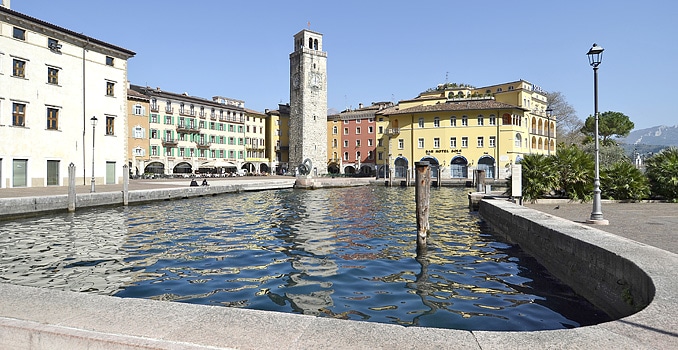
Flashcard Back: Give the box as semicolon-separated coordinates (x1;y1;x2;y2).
309;38;313;49
314;39;318;50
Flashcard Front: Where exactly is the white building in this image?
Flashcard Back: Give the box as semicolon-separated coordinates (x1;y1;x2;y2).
0;5;135;187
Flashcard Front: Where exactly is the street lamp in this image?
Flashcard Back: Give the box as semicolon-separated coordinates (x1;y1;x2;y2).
90;116;98;193
545;106;553;156
586;43;608;225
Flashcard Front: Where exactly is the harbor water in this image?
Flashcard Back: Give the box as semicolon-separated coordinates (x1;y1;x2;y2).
0;186;610;330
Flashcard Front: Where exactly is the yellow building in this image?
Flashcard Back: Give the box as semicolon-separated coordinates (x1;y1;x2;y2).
265;104;290;175
243;108;268;174
126;86;150;177
376;80;553;180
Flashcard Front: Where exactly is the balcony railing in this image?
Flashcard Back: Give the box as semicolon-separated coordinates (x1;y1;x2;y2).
165;107;174;114
199;112;207;119
196;141;212;149
161;137;178;146
210;113;217;120
385;127;400;135
150;104;159;112
176;124;199;133
179;109;196;117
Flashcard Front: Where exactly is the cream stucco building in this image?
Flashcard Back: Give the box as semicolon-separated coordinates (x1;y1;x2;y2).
0;5;135;187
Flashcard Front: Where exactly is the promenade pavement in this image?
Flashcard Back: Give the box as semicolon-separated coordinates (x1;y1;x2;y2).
525;201;678;255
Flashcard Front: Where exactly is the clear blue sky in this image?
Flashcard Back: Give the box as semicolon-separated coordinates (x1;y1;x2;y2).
12;0;677;130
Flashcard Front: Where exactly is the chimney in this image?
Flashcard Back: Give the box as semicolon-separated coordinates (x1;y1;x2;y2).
358;103;364;109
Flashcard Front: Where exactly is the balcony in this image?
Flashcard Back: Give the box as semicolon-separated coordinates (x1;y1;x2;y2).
385;127;400;136
176;123;199;133
199;112;207;119
246;144;266;150
161;137;178;146
196;141;212;149
150;104;159;112
179;109;196;117
165;107;174;114
210;113;217;121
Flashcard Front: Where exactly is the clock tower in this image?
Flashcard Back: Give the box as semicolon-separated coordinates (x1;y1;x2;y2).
289;29;327;176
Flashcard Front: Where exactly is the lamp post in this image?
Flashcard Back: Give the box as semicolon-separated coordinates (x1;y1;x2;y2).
90;116;98;193
545;106;553;156
586;43;608;225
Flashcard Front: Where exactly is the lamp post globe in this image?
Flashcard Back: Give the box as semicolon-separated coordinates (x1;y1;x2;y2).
586;43;609;225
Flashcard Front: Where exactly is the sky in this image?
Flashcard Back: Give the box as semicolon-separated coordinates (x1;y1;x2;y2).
11;0;678;130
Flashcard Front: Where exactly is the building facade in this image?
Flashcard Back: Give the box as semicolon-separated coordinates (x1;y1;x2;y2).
126;86;150;177
243;108;268;174
0;5;134;187
265;104;290;175
376;80;553;180
129;85;249;176
289;29;327;176
327;102;392;176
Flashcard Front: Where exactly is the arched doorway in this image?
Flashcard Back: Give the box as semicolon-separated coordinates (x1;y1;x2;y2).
377;165;389;178
344;166;356;174
259;164;269;174
477;155;496;179
450;156;468;178
145;162;165;175
173;162;192;174
359;165;374;176
394;157;408;178
243;163;256;173
420;156;439;179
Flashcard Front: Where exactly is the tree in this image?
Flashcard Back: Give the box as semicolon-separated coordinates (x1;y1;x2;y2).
600;161;649;200
545;91;583;145
510;154;557;202
581;111;634;146
551;144;594;201
645;147;678;201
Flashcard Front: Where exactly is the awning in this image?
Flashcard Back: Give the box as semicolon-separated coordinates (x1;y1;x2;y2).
214;160;237;168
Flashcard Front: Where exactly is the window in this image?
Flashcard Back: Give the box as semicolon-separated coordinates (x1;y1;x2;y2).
133;104;144;116
398;139;404;149
47;160;59;186
356;151;361;160
367;139;373;147
378;152;383;161
433;137;440;149
343;140;348;148
133;126;145;138
150;129;158;139
356;139;361;147
418;138;424;149
333;126;338;134
418;118;424;128
477;115;484;126
450;116;456;126
344;152;349;161
47;108;58;130
13;27;26;40
450;137;457;148
378;139;383;147
332;139;338;148
434;117;440;128
477;136;484;147
105;116;115;135
13;103;26;127
461;137;468;148
356;127;361;134
151;146;158;156
150;114;158;123
368;126;374;133
106;81;115;96
165;116;172;125
13;59;26;78
378;126;383;133
489;115;496;126
133;147;145;156
47;38;61;51
47;67;59;84
106;56;114;66
515;133;522;147
461;116;468;126
344;127;349;135
489;136;496;148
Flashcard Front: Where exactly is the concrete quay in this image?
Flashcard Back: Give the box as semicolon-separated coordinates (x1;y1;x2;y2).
0;181;676;349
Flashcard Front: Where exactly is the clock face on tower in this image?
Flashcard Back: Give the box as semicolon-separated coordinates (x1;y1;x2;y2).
309;72;323;89
292;73;300;89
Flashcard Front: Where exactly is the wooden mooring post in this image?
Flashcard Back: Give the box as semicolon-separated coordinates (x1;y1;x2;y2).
414;161;431;253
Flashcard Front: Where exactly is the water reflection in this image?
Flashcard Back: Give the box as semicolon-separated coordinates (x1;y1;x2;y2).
0;186;610;331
